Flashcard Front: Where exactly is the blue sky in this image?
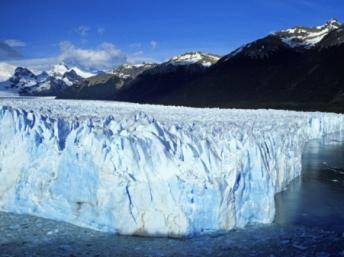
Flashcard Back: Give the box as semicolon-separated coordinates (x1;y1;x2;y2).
0;0;343;71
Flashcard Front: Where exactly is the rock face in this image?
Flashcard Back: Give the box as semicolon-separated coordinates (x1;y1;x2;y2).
0;98;343;236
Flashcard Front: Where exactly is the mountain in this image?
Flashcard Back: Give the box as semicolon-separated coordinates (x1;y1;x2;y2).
57;52;220;100
49;63;95;79
59;19;344;113
114;52;220;103
112;19;344;113
0;63;92;96
57;63;157;100
153;19;344;112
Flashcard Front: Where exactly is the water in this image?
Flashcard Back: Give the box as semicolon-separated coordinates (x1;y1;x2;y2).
275;133;344;233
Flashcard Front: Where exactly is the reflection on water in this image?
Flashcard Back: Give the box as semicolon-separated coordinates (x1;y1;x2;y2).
275;133;344;232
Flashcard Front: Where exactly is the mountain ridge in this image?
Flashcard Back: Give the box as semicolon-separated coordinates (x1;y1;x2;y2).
112;19;344;112
0;64;92;96
57;51;220;100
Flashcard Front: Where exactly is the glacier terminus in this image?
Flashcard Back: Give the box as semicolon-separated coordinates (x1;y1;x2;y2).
0;98;343;237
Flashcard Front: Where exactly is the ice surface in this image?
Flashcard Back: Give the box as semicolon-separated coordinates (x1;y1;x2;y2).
0;98;343;236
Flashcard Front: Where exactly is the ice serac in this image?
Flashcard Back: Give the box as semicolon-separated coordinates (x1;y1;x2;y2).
0;99;343;237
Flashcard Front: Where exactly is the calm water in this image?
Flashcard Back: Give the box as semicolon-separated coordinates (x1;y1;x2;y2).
275;133;344;233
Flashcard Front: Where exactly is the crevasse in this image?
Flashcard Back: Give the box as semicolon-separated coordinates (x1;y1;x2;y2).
0;98;343;237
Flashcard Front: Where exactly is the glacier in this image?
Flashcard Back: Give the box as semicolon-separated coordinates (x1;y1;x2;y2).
0;98;343;237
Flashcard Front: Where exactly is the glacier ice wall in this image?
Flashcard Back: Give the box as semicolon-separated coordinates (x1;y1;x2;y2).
0;99;343;236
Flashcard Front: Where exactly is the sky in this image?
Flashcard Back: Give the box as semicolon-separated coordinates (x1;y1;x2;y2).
0;0;344;72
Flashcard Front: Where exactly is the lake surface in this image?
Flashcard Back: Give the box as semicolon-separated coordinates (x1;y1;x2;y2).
275;133;344;233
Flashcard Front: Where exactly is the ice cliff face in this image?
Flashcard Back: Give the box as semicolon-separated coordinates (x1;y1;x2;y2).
0;98;343;237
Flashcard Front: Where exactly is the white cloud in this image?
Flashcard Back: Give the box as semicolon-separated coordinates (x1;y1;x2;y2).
1;41;159;73
150;40;157;49
77;26;90;37
4;39;26;47
58;41;127;71
0;62;17;81
6;57;59;73
3;41;127;73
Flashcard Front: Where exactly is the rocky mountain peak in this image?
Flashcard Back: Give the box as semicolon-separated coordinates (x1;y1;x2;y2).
13;67;36;79
50;63;71;77
323;18;342;29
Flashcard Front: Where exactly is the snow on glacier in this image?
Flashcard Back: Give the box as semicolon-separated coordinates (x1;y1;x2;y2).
0;98;343;237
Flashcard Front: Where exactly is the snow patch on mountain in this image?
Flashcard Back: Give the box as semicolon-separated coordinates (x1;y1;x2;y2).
222;19;343;62
50;63;95;79
169;52;220;66
275;19;342;48
0;98;343;236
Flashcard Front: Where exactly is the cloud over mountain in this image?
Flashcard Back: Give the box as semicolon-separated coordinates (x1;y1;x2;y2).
58;41;127;71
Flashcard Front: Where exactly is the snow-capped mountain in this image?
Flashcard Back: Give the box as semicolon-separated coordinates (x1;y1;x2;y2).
155;19;344;112
275;18;341;48
50;63;95;79
224;19;343;60
58;51;220;100
168;51;220;67
0;64;89;96
58;17;344;113
109;52;220;80
109;19;344;112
